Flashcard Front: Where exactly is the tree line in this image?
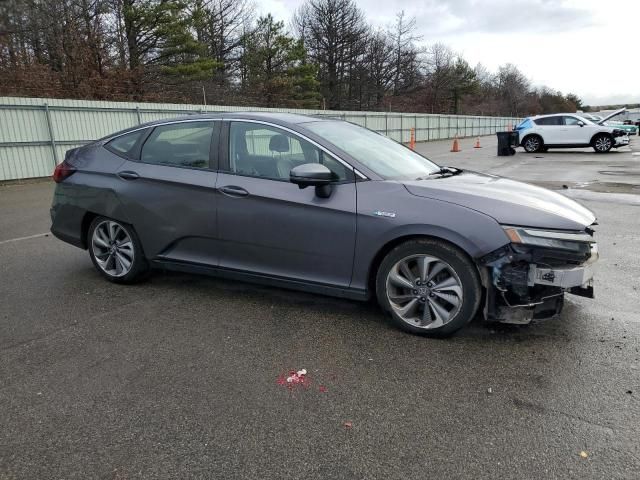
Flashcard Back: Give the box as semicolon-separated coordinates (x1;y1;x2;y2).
0;0;584;115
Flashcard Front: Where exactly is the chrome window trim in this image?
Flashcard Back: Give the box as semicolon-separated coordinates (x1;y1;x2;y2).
106;118;368;180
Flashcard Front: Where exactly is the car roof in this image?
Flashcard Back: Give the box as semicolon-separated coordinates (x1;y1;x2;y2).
530;113;580;119
144;111;330;127
98;111;334;142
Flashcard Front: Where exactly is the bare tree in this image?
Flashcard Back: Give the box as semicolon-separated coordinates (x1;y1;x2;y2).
293;0;367;109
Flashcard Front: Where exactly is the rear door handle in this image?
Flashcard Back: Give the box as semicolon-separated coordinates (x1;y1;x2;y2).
117;171;139;180
219;185;249;197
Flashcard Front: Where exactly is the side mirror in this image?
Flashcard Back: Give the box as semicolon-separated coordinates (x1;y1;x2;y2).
577;121;585;127
290;163;335;198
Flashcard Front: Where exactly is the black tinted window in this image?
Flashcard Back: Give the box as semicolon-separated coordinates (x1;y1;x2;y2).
106;129;145;157
534;117;563;126
141;122;214;169
228;122;350;181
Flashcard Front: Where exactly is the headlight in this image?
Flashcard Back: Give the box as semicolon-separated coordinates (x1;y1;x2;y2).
502;226;594;252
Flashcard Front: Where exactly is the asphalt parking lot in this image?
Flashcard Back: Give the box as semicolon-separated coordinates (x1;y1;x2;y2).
1;136;639;479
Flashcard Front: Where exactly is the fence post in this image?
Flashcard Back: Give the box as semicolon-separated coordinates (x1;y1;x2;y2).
385;113;388;136
44;102;59;167
414;115;417;142
400;115;403;143
135;106;142;124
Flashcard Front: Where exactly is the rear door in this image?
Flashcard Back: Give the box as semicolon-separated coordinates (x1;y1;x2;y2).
215;120;357;287
111;120;221;264
535;116;565;144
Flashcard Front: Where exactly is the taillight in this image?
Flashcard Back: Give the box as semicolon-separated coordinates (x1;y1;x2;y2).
52;161;76;183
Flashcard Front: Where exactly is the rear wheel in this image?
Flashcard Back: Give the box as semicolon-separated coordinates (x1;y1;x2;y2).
375;239;482;336
592;134;613;153
522;135;543;153
88;216;149;283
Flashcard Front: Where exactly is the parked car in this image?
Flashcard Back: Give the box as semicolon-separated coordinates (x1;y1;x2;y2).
583;110;636;135
603;121;637;135
516;109;629;153
51;113;598;336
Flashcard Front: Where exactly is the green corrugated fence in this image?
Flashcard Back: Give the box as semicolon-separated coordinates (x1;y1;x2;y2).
0;96;521;181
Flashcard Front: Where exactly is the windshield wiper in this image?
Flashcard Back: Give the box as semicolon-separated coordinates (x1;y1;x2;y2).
415;167;462;180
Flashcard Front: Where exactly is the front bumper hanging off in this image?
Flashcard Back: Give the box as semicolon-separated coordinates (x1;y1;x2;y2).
479;242;597;324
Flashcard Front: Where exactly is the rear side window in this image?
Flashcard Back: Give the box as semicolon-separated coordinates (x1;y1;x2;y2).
534;117;563;126
105;129;146;158
141;122;214;169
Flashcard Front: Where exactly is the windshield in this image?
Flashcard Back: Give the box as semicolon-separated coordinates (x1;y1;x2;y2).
303;120;440;180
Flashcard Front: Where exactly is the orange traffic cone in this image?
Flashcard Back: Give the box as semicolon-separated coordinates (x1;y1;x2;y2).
450;135;461;152
409;128;415;150
474;136;481;148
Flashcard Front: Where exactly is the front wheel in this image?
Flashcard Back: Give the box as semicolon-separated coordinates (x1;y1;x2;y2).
592;134;613;153
88;216;149;283
376;239;482;336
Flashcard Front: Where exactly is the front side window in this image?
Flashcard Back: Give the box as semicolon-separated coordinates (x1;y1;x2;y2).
228;122;350;181
563;116;583;126
304;120;440;180
141;122;214;169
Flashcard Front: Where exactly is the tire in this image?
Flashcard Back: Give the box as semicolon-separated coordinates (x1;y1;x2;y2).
592;134;613;153
88;216;149;284
375;239;482;336
522;135;543;153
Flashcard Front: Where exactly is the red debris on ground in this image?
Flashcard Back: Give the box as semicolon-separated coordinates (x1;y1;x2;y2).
318;385;328;393
343;421;353;429
277;369;311;390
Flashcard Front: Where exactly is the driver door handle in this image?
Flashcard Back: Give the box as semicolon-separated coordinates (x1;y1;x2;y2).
117;171;139;180
219;185;249;197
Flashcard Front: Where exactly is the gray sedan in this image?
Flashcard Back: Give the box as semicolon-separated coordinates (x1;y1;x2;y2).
51;112;598;336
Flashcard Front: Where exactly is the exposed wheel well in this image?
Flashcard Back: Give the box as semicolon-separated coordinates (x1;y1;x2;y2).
367;234;478;297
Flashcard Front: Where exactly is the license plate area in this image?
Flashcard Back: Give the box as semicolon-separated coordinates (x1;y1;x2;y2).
528;264;593;288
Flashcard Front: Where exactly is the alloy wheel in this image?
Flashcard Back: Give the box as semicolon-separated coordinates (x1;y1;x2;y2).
594;136;612;152
91;220;135;277
524;137;540;152
385;254;464;329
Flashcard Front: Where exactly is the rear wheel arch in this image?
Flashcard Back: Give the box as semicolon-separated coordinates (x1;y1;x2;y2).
80;211;99;249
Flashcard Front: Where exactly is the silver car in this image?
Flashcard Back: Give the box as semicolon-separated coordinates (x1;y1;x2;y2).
51;113;598;336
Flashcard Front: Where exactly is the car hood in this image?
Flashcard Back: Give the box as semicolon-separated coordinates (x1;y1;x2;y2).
403;171;596;230
597;107;627;125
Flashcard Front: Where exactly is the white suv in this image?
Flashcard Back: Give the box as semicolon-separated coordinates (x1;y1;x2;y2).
516;109;630;153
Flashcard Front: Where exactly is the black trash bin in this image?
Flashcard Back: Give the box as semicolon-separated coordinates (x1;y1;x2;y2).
496;131;519;156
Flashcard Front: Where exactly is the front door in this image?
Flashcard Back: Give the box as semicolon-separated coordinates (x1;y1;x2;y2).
215;121;357;287
562;115;591;144
113;120;220;264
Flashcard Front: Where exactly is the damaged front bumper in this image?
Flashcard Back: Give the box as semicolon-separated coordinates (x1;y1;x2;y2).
478;227;598;324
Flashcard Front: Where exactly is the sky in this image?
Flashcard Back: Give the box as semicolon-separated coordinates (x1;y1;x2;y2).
258;0;640;106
